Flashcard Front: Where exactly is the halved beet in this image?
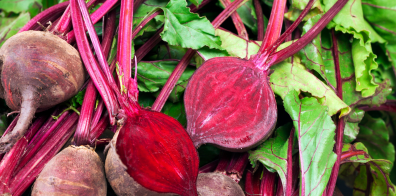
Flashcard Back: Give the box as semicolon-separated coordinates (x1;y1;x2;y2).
116;108;200;196
184;57;277;151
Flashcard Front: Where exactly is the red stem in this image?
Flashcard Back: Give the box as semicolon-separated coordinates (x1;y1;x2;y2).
260;167;277;196
215;151;233;174
340;150;367;164
116;0;135;92
90;112;110;145
0;116;19;161
220;0;248;39
245;166;262;196
286;128;295;196
226;152;249;182
9;112;79;196
358;100;396;112
132;10;163;39
259;0;287;52
254;0;264;41
198;159;219;174
71;0;119;125
151;0;247;111
19;2;69;32
268;0;349;67
325;29;345;196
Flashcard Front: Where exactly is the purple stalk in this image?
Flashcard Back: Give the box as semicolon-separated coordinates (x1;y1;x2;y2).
9;112;79;196
132;10;163;39
0;115;46;193
19;2;69;32
276;176;284;196
198;159;219;174
286;127;295;196
0;116;19;161
73;8;116;146
259;0;287;52
151;0;247;111
283;6;292;42
91;99;105;128
66;0;119;44
116;0;134;94
215;151;233;174
260;167;277;196
254;0;264;41
90;112;110;145
226;152;249;182
267;0;349;67
14;109;71;171
95;138;112;147
220;0;248;39
71;0;119;125
189;0;212;12
325;29;345;196
358;100;396;112
245;166;261;195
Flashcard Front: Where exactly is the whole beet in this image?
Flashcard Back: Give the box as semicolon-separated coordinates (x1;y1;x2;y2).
105;131;176;196
197;173;245;196
32;145;106;196
0;31;85;152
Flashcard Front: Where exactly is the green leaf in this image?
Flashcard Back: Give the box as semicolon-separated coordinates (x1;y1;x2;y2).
249;123;292;194
0;13;30;47
162;101;187;126
225;0;260;33
361;0;396;69
283;90;337;196
215;28;261;59
189;0;203;7
344;108;365;143
198;145;221;167
339;143;396;196
0;0;42;16
134;0;166;39
134;60;196;102
270;61;350;117
323;0;386;97
160;0;222;50
68;90;86;108
358;113;395;165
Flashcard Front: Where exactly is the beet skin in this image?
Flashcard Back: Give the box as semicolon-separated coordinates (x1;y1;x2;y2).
32;146;106;196
197;173;245;196
0;31;85;152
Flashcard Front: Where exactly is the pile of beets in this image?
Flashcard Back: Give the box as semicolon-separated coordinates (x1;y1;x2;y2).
0;0;349;195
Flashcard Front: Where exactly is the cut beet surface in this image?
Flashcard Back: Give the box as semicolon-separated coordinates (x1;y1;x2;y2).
185;57;277;151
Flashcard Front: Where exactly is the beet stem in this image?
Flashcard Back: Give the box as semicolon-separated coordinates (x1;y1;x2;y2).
286;127;295;196
325;29;345;196
89;112;110;145
198;159;219;174
0;116;18;161
132;10;163;39
268;0;349;66
74;82;96;146
245;166;261;195
358;100;396;112
254;0;264;41
220;0;248;39
0;88;37;153
19;2;69;32
259;0;287;52
226;152;249;182
260;167;277;196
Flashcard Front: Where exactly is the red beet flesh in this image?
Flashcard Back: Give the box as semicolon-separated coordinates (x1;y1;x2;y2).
116;109;199;196
0;31;85;153
184;57;277;151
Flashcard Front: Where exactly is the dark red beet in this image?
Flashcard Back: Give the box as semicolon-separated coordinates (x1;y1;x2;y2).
185;57;276;151
116;108;200;196
0;31;85;152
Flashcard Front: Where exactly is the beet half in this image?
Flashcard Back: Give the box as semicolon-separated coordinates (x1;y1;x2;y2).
106;131;176;196
185;57;277;151
32;146;107;195
0;31;85;152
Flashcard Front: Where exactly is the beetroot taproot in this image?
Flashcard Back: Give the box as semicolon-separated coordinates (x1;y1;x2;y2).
0;31;85;153
32;145;106;196
184;0;349;151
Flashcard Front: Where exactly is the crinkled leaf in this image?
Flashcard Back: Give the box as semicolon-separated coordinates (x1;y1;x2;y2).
283;90;337;196
215;28;261;59
270;61;350;117
134;60;196;101
160;0;222;50
361;0;396;68
324;0;385;97
248;123;292;194
339;143;396;196
358;113;395;165
0;13;30;47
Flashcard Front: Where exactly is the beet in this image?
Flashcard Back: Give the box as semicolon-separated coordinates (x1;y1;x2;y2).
184;0;349;151
105;131;176;196
32;146;107;196
0;31;85;152
197;173;245;196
